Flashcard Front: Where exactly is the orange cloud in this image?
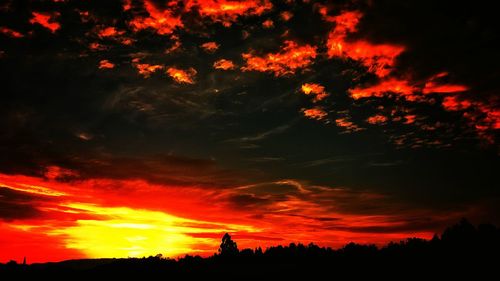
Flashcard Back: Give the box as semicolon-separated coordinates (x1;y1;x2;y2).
301;83;329;102
262;19;274;28
0;27;24;38
317;4;337;23
89;42;106;51
201;41;219;53
280;11;293;21
30;12;60;33
98;27;125;38
166;67;197;84
442;96;472;111
129;0;183;35
185;0;273;27
302;107;327;120
403;114;417;124
121;38;134;45
134;63;164;78
366;114;388;124
242;41;317;76
335;117;363;132
165;38;182;53
99;60;115;69
349;78;415;100
213;59;236;70
326;11;404;78
335;118;354;128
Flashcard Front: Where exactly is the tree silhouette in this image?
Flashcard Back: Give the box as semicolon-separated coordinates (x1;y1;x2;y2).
218;233;238;256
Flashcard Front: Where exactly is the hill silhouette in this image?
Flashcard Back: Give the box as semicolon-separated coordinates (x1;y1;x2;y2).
1;219;499;279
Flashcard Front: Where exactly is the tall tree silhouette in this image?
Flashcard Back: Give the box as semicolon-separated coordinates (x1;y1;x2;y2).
218;233;238;256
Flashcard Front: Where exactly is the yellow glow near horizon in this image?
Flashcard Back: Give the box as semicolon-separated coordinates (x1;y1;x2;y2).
51;203;258;258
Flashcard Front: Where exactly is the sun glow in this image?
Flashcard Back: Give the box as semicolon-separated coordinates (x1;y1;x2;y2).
53;203;255;258
0;171;437;263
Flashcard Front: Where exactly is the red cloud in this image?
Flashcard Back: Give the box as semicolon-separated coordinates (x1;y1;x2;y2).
326;11;404;78
0;27;24;38
201;41;219;53
422;72;469;94
403;114;417;124
213;59;236;70
99;60;115;69
422;82;469;94
442;96;472;111
343;42;404;78
123;0;132;11
335;117;363;133
121;38;134;45
134;63;164;78
88;42;103;51
44;166;79;180
185;0;272;27
349;78;415;100
327;11;361;34
442;96;500;142
302;107;327;120
30;12;60;33
324;11;495;143
367;114;388;124
280;11;293;21
301;83;329;102
98;27;125;38
262;19;274;28
129;0;183;35
481;107;500;130
350;78;497;142
166;67;197;84
242;41;317;76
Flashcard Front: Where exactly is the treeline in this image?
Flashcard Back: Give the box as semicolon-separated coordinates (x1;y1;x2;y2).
1;219;499;279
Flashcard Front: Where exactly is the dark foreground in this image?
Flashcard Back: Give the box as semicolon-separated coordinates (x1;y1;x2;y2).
1;219;499;279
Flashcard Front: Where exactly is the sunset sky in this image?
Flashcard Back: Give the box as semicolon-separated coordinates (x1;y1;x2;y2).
1;0;499;263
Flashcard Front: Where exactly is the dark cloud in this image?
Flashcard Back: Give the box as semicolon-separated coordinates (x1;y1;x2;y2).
283;214;341;222
0;187;42;220
67;154;252;187
326;216;454;234
226;194;271;209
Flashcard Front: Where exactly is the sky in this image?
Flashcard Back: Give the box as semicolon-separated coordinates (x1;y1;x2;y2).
0;0;499;263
